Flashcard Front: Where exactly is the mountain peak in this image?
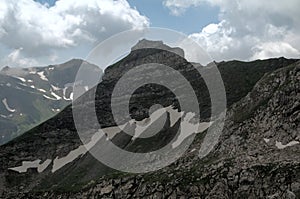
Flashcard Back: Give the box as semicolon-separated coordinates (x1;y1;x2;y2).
59;58;85;66
1;66;10;72
131;39;185;57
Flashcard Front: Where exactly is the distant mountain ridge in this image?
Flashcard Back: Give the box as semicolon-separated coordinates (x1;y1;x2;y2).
0;59;102;145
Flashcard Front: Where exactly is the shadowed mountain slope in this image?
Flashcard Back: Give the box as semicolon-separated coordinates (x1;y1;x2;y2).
0;41;299;198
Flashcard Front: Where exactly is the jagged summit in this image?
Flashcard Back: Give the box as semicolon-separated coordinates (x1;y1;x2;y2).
131;39;185;57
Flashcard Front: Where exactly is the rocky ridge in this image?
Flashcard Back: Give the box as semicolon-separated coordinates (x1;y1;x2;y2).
0;40;299;198
0;59;101;144
14;60;299;199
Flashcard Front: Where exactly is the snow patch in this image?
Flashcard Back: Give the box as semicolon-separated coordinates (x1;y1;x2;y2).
37;71;48;81
103;125;127;140
264;138;270;143
51;92;62;100
43;95;58;101
13;76;26;82
52;130;108;172
52;146;87;173
70;92;74;100
37;88;46;93
2;98;16;113
8;159;51;173
52;125;125;173
172;113;206;149
275;141;299;149
197;122;212;132
9;107;214;174
130;107;168;140
128;106;183;141
63;87;68;100
63;87;73;101
51;85;60;91
167;107;184;127
0;114;7;118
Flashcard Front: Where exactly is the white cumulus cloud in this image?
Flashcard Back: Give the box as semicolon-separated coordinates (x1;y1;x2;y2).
5;48;38;67
0;0;149;67
164;0;300;61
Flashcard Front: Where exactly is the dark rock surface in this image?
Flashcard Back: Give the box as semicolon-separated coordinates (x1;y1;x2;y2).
0;41;299;198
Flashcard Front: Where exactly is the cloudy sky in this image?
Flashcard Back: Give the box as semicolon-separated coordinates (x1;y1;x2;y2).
0;0;299;68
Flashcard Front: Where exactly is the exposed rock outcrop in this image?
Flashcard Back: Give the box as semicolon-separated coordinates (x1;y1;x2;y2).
0;41;299;198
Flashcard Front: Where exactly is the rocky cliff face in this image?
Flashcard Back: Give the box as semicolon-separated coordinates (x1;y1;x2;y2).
0;41;299;198
12;61;298;199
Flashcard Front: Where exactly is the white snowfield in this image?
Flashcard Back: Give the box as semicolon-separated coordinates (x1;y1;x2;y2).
8;107;212;174
172;116;212;148
263;138;299;149
43;94;58;101
37;71;48;81
275;140;299;149
13;76;26;83
263;138;270;143
2;98;16;113
37;88;47;93
43;92;63;101
8;159;52;173
51;85;60;91
63;87;74;101
130;107;170;140
51;92;62;100
70;92;74;100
